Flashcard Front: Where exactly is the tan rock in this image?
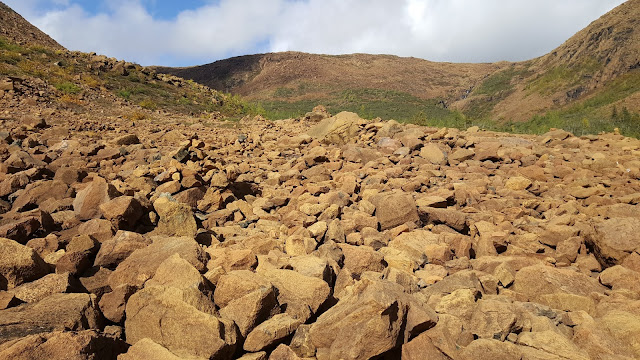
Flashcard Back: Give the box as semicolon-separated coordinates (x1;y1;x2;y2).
73;177;121;220
0;293;102;344
244;313;303;352
219;286;278;337
259;269;330;318
0;330;127;360
371;192;419;230
505;176;532;191
108;236;207;289
117;338;185;360
125;285;237;359
587;217;640;267
99;196;143;230
9;272;80;303
0;238;49;290
153;195;198;237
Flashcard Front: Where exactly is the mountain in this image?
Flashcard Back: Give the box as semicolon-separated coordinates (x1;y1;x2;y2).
156;0;640;134
0;2;64;50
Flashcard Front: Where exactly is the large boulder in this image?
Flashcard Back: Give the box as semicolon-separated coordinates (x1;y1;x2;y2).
0;293;102;344
371;192;419;230
94;231;150;269
108;236;207;290
309;279;437;359
0;238;49;290
153;195;198;238
587;217;640;267
73;177;121;220
125;285;237;359
0;330;127;360
307;112;365;145
513;264;606;304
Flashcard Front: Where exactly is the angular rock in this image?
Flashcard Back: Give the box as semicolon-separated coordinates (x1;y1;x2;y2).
153;195;198;237
0;293;102;344
371;192;419;230
0;238;49;290
73;177;121;221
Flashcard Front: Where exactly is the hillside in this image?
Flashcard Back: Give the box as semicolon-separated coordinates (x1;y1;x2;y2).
0;2;63;50
156;0;640;136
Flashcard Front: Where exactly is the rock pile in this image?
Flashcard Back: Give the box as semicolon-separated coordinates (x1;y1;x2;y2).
0;109;639;359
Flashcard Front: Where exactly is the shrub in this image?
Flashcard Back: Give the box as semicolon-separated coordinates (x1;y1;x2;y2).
54;81;81;94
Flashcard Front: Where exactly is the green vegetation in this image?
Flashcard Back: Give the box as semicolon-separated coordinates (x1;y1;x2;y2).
474;66;528;96
54;81;81;94
256;88;457;123
526;59;602;95
1;34;638;138
0;35;255;118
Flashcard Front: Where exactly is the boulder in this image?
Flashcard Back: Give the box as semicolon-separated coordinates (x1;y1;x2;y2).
0;293;102;344
587;217;640;267
99;196;143;230
0;330;127;360
94;231;150;269
125;286;237;359
0;238;49;290
307;112;365;145
73;177;121;221
108;236;207;289
9;272;81;303
371;192;419;230
153;195;198;237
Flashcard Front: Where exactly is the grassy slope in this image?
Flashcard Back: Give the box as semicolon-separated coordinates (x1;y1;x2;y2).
0;37;259;120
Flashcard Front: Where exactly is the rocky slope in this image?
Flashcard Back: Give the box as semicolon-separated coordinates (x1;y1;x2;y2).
0;100;640;359
0;2;64;50
156;0;640;124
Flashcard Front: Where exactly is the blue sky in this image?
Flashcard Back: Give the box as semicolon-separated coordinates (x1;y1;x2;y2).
6;0;626;67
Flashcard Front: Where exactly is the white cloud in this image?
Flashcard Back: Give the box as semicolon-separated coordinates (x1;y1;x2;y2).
4;0;627;66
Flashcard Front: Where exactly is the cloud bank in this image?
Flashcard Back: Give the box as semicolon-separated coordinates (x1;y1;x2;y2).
5;0;627;66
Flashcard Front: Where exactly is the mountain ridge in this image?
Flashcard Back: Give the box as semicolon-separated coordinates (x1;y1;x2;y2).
155;0;640;126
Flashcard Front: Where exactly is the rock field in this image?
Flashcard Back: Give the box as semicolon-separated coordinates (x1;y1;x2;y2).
1;106;640;359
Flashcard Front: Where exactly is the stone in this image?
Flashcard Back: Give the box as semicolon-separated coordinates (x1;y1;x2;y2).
244;313;303;352
114;134;140;146
268;344;301;360
505;176;532;191
117;338;184;360
125;285;237;359
307;111;365;145
0;330;128;360
420;143;447;165
108;236;207;289
94;231;150;269
11;180;69;213
9;272;81;303
214;270;272;308
219;286;278;337
99;284;137;323
513;264;606;302
587;217;640;267
0;293;102;344
99;196;143;230
309;279;430;360
259;269;330;318
73;177;121;221
0;238;49;290
153;195;198;237
371;192;419;230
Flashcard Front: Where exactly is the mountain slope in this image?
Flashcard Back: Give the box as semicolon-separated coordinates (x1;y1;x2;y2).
0;2;63;50
156;0;640;132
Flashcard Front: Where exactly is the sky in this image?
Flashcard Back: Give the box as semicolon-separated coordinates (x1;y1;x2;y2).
6;0;627;67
